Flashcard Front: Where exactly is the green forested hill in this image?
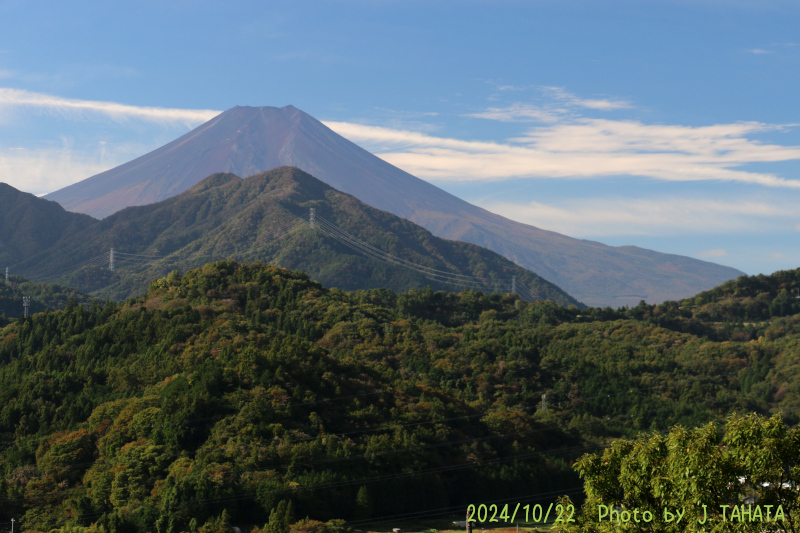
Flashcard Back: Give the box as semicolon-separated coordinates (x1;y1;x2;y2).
0;275;95;322
12;167;578;307
1;261;800;532
0;261;580;533
0;183;97;267
684;266;800;321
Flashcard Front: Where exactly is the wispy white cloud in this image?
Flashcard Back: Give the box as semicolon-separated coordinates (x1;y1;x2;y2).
0;88;220;127
749;48;774;54
0;134;163;195
0;145;115;196
474;197;797;237
542;86;632;110
464;103;566;123
365;107;443;132
2;87;800;216
466;87;630;123
495;84;526;91
324;118;800;189
0;90;222;194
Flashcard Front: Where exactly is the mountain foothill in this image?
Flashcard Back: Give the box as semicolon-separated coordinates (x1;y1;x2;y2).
2;166;579;307
44;105;743;307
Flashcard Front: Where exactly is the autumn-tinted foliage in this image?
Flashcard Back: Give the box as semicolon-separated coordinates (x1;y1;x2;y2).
558;414;800;533
687;267;800;321
1;261;800;533
0;274;95;321
0;262;578;533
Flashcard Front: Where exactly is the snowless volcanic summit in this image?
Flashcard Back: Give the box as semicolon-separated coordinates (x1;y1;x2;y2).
46;105;464;221
44;105;744;307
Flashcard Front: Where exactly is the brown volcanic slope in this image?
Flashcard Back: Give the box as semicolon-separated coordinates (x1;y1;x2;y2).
44;105;744;307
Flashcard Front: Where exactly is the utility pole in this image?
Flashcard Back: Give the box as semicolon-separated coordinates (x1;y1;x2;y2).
11;518;14;533
309;208;316;230
22;297;29;319
511;276;517;295
109;248;115;272
466;509;472;533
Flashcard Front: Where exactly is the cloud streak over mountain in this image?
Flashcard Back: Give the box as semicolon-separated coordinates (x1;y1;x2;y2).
542;86;633;110
2;89;800;194
481;197;798;238
0;88;219;126
328;118;800;189
0;144;112;194
1;91;798;277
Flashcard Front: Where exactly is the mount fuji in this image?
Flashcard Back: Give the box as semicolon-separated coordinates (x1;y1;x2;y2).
44;105;743;307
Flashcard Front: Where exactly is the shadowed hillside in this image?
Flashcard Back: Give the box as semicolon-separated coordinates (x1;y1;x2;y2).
24;167;579;305
0;183;96;267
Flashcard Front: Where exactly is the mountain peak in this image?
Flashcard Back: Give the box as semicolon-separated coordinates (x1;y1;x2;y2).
43;105;318;218
229;104;299;112
184;166;334;201
186;172;242;195
220;104;304;123
42;106;744;307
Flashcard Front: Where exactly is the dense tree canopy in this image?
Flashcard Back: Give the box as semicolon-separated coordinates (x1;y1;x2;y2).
0;261;799;533
0;274;95;321
557;414;800;533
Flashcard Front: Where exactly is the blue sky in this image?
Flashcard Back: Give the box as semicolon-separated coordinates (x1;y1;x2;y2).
0;0;799;276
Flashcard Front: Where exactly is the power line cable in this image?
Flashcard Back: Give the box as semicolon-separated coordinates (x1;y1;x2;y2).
314;221;489;290
67;253;111;272
312;213;549;300
314;215;487;283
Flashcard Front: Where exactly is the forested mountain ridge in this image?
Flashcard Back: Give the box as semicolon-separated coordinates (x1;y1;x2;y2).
0;183;96;267
43;105;743;307
683;266;800;321
14;167;579;306
0;275;95;322
0;261;580;533
1;260;800;532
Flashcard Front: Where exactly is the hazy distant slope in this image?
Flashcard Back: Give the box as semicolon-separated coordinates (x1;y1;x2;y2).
29;167;578;305
0;183;97;267
44;105;743;306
